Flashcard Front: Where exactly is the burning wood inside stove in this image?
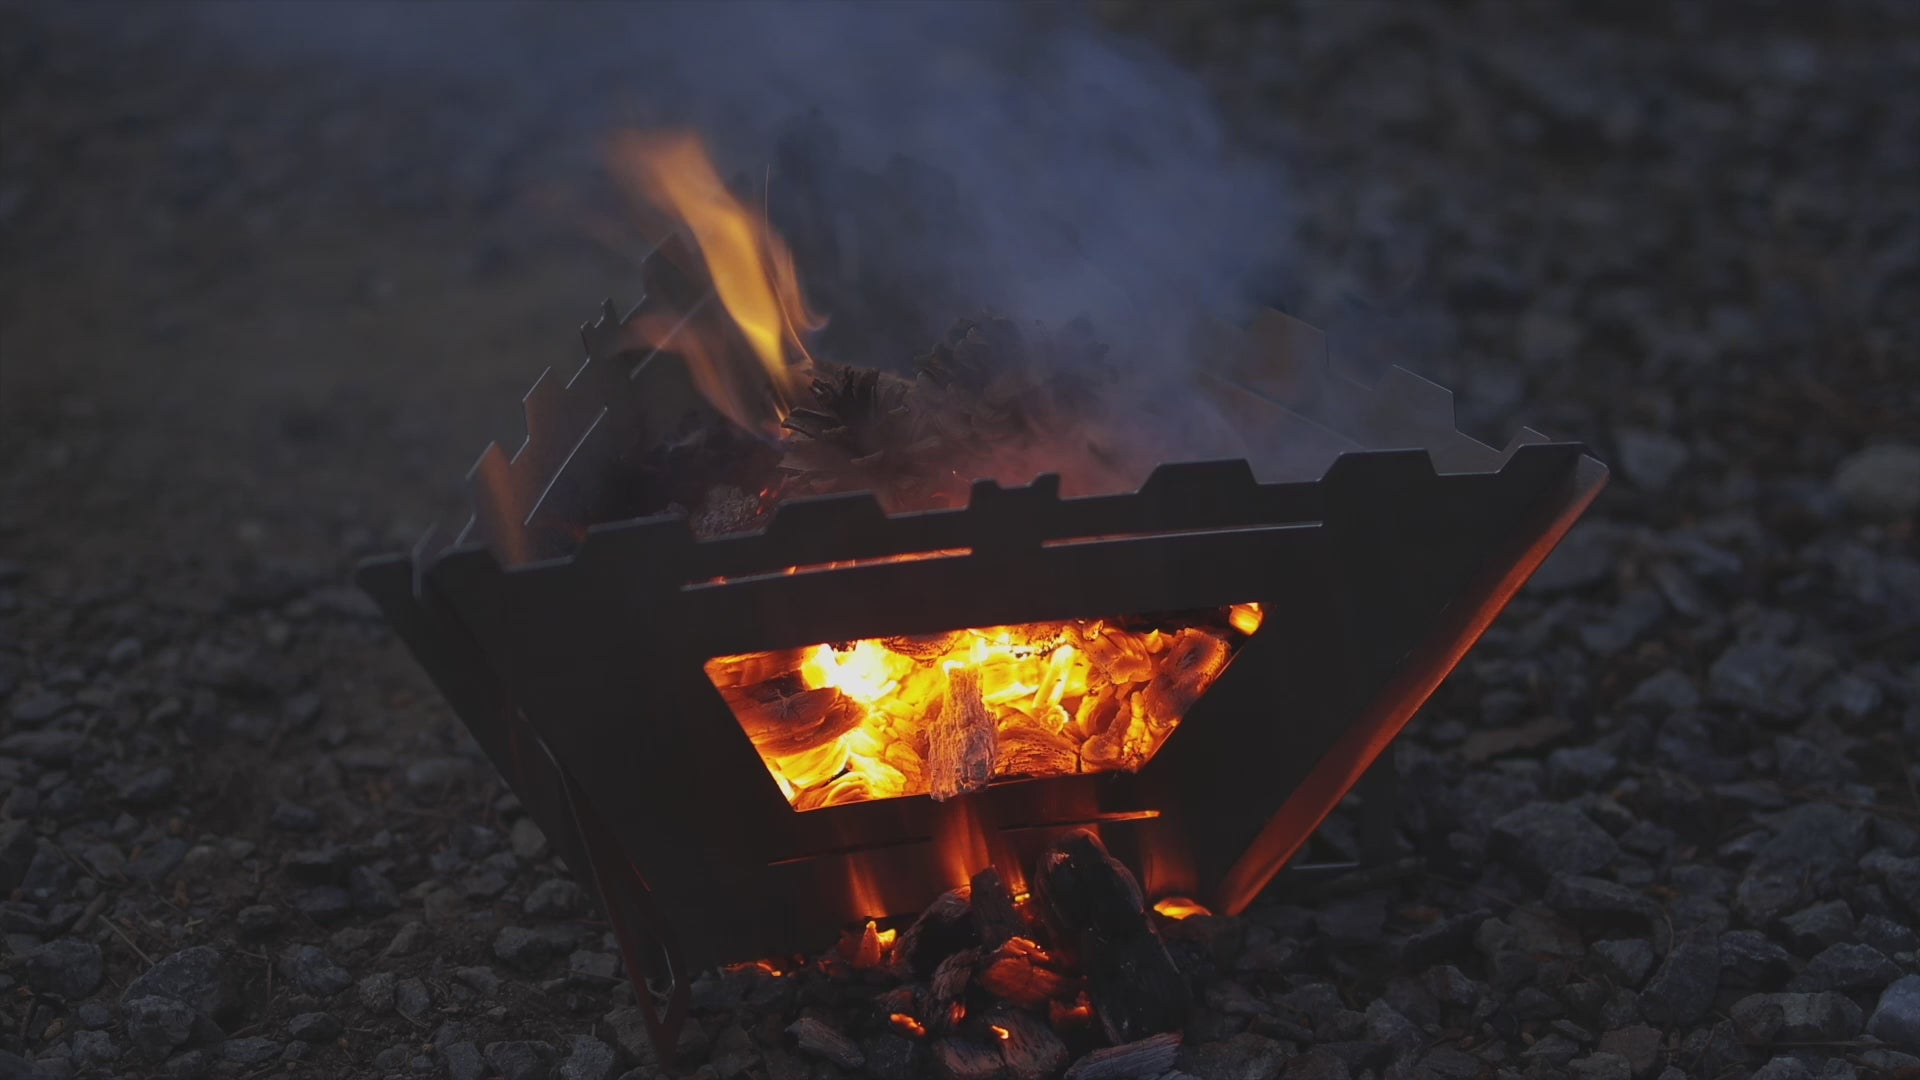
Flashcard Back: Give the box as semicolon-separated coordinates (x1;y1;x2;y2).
706;605;1264;809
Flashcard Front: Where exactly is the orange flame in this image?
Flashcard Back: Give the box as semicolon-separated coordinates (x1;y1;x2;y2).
890;1014;927;1038
608;130;823;435
1153;896;1212;920
989;1024;1011;1041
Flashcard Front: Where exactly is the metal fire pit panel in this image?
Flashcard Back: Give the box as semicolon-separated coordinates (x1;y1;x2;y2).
360;282;1607;1002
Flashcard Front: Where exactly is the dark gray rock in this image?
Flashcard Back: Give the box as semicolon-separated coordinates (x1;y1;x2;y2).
1569;1052;1631;1080
1639;935;1719;1025
1731;992;1864;1044
1787;942;1901;992
485;1040;559;1080
524;878;587;918
1869;975;1920;1049
282;846;345;884
0;730;83;765
220;1038;281;1066
123;996;196;1058
1418;1046;1485;1080
69;1028;117;1066
277;945;351;996
1721;929;1797;988
1521;1034;1580;1069
395;977;431;1023
510;817;550;861
493;924;576;973
1615;428;1690;491
286;1012;341;1042
1490;802;1619;882
117;766;176;807
25;939;102;999
1547;747;1621;795
1548;875;1658;922
1779;900;1853;953
1622;669;1700;714
1529;523;1617;593
453;966;501;996
1833;443;1920;519
1363;999;1423;1058
1595;1024;1661;1078
1736;804;1871;924
121;946;235;1021
268;802;321;832
567;949;620;985
1182;1032;1289;1080
348;865;399;914
1590;938;1656;986
1709;642;1811;718
0;822;37;892
1279;1051;1349;1080
235;904;280;935
292;885;353;922
709;1023;760;1080
558;1035;617;1080
1859;913;1920;957
124;837;189;883
443;1042;486;1080
156;1048;211;1079
1750;1057;1815;1080
9;691;70;726
1863;851;1920;920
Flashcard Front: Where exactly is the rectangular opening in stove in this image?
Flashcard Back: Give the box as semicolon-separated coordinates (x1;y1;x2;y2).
706;602;1265;810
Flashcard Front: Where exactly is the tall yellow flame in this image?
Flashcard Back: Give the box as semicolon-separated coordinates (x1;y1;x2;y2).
608;130;823;434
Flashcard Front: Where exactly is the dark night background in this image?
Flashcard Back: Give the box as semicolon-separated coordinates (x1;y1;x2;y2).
1;2;1917;1079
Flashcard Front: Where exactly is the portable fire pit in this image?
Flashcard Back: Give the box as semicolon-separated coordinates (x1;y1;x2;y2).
358;249;1605;1046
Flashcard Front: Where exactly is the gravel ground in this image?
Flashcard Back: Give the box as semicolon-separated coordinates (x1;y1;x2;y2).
2;2;1918;1079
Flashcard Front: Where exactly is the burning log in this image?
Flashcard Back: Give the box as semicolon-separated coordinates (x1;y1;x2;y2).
1032;831;1190;1044
975;936;1069;1009
727;684;864;758
929;666;997;800
994;722;1081;780
883;631;964;660
1061;1033;1182;1080
1139;629;1230;719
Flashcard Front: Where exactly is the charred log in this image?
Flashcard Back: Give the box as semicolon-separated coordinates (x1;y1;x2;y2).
985;1010;1069;1080
898;886;978;978
969;868;1025;949
929;947;980;1033
1061;1033;1182;1080
1032;831;1190;1044
931;1037;1006;1080
785;1017;865;1070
